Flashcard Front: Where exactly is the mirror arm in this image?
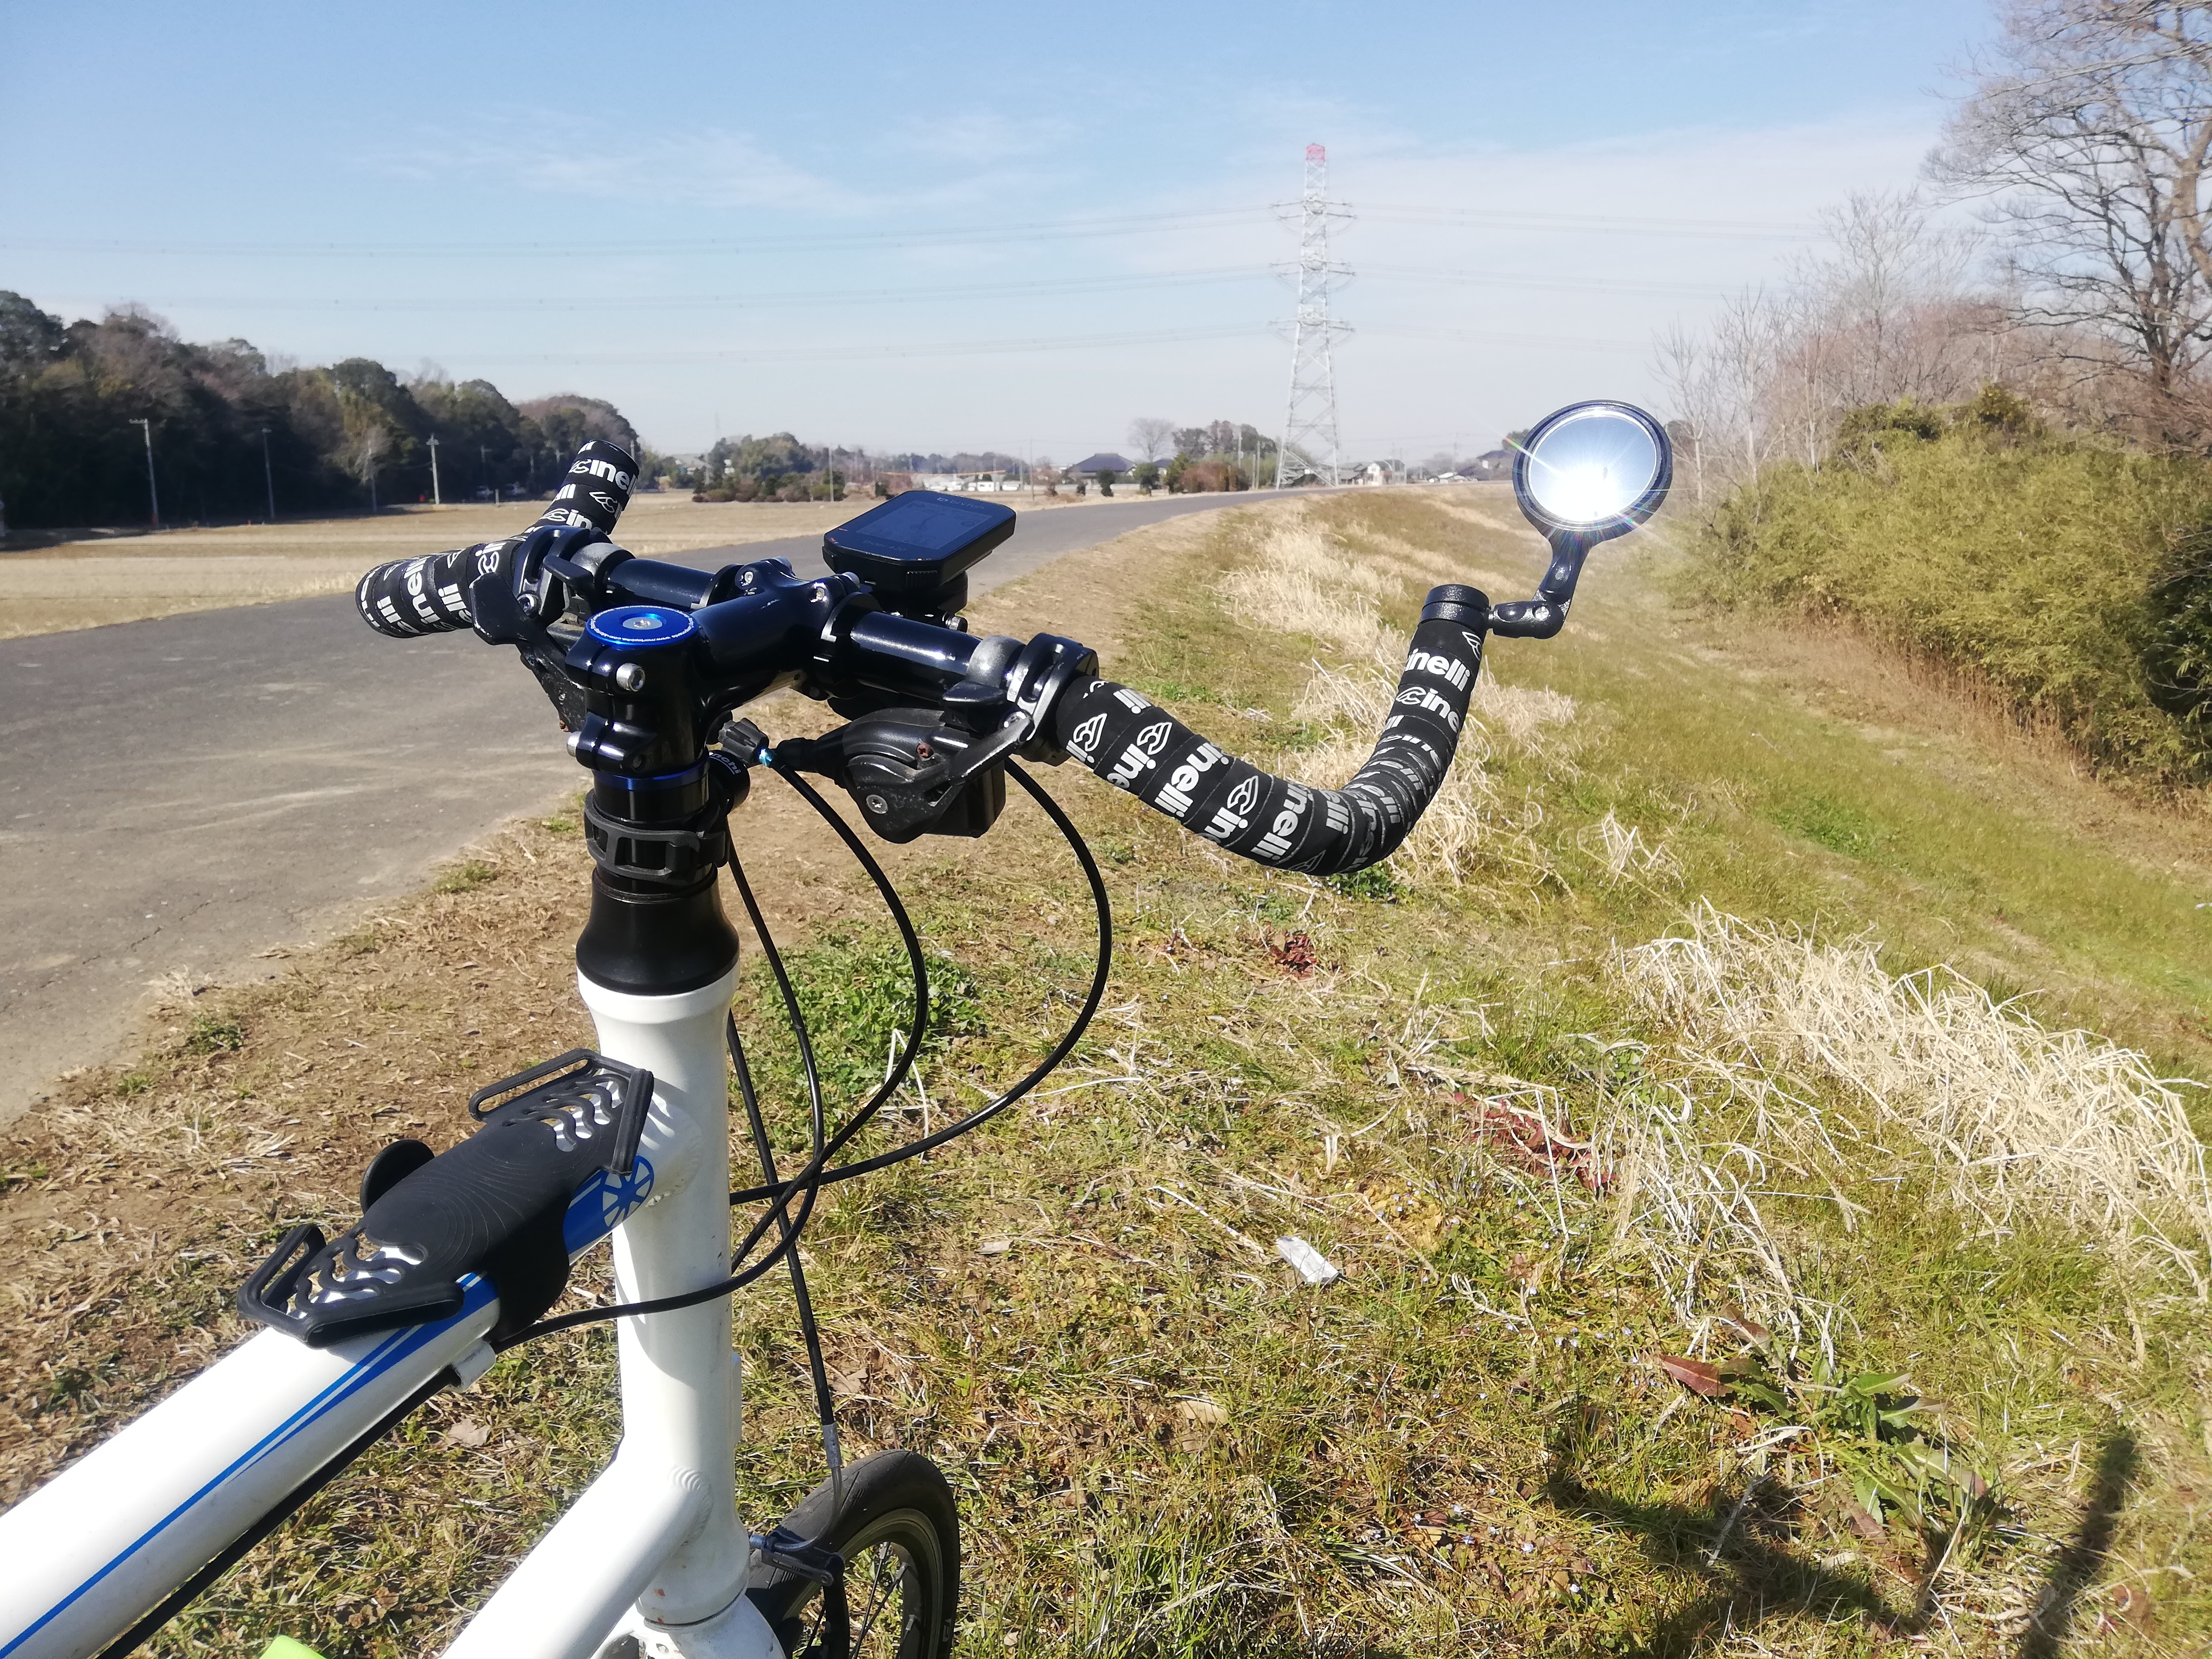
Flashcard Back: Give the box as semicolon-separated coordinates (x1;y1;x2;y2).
1487;528;1599;640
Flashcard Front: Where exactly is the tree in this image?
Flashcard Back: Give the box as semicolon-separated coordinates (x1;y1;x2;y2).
1127;416;1175;462
0;290;641;527
1131;460;1161;493
1932;2;2212;435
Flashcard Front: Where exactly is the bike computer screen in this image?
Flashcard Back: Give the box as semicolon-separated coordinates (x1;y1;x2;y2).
821;490;1017;593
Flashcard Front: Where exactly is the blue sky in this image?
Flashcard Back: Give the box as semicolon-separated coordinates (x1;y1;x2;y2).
1;0;1994;460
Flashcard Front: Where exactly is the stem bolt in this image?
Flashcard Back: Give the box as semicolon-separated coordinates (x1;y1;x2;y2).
613;662;647;693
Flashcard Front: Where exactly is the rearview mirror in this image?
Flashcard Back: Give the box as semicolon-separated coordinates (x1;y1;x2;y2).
1492;400;1671;638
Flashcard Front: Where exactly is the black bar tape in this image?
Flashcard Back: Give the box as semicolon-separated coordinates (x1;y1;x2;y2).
1048;586;1490;876
355;439;640;638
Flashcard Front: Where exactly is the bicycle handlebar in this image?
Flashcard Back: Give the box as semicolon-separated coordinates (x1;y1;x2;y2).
1046;585;1488;875
354;439;639;637
349;439;1498;879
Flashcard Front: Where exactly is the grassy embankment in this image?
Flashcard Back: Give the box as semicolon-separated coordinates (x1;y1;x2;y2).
1691;393;2212;790
2;487;2208;1656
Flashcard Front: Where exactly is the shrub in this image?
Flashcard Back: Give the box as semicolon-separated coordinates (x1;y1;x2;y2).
1692;396;2212;783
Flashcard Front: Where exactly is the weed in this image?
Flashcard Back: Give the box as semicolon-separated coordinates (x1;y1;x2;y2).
1325;864;1401;902
1764;792;1893;859
738;928;982;1110
433;860;499;894
182;1013;244;1054
113;1070;152;1097
1690;415;2212;783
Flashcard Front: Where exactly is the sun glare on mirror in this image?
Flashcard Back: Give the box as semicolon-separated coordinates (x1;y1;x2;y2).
1521;407;1663;529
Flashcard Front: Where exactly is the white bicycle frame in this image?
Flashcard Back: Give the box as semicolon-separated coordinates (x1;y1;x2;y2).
0;966;788;1659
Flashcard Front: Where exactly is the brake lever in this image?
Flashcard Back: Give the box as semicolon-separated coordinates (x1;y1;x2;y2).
469;569;591;732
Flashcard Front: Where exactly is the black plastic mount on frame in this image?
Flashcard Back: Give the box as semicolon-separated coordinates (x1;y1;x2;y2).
240;1051;655;1347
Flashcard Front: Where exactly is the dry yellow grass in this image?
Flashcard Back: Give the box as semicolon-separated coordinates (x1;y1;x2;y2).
1219;505;1599;887
0;489;1154;639
1610;905;2212;1310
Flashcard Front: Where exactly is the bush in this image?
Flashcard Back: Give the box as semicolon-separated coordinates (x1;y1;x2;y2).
1172;457;1248;493
1692;394;2212;783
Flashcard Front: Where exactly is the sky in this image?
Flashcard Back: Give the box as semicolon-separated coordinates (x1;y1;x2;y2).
0;0;1997;462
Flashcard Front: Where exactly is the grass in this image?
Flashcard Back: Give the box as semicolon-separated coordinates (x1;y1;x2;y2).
1;487;2208;1655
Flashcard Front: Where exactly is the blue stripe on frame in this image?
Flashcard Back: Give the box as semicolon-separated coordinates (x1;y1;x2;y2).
2;1278;496;1656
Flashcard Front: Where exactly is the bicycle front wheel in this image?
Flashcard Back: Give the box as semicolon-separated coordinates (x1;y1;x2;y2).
747;1450;960;1659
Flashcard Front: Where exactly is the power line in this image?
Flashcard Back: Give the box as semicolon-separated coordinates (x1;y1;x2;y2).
0;201;1815;262
53;266;1271;315
1360;203;1812;240
421;324;1272;366
0;206;1274;261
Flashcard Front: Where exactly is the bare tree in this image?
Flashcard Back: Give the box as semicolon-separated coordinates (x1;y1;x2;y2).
1932;2;2212;435
1655;191;2010;492
1126;417;1175;463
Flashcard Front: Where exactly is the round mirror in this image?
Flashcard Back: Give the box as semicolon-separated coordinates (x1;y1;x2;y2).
1513;401;1670;537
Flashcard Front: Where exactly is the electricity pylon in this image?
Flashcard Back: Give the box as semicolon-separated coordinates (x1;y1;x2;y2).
1277;143;1352;488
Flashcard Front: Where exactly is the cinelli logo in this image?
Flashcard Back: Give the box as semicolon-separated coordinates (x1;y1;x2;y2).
1202;771;1263;842
1068;712;1107;761
1155;740;1227;820
1106;719;1174;788
1394;685;1461;730
571;458;633;490
1404;647;1470;689
1253;783;1312;861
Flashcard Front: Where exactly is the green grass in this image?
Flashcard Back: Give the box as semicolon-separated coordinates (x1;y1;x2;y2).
432;859;500;894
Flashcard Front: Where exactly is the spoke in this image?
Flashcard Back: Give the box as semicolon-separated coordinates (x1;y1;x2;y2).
848;1542;907;1653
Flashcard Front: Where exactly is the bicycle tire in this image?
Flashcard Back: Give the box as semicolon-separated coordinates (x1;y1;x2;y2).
747;1450;960;1659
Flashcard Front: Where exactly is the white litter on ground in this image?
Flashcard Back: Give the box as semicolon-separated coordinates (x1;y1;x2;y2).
1276;1235;1341;1286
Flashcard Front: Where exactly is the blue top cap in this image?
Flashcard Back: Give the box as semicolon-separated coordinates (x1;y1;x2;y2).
821;490;1016;594
587;604;697;647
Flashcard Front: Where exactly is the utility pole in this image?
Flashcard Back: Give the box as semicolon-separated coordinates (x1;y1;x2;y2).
258;427;276;521
1277;143;1353;489
427;433;442;505
129;418;160;529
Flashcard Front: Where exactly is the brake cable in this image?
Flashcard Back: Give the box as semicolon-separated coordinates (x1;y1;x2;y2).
727;759;1114;1196
494;757;1109;1351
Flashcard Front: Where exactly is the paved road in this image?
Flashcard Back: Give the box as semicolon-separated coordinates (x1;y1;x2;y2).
0;491;1262;1120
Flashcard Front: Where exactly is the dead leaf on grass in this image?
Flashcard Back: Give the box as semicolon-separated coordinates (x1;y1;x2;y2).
1653;1354;1728;1398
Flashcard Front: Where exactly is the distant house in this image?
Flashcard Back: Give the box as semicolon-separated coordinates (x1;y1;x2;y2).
1469;449;1513;481
1067;452;1132;481
916;469;1019;493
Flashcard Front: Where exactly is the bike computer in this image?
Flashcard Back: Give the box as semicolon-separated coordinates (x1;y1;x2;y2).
821;490;1017;597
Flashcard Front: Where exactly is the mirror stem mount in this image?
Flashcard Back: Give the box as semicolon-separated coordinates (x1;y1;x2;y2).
1487;527;1599;640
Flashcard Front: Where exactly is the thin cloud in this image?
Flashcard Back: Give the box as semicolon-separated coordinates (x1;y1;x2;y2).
898;112;1076;166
